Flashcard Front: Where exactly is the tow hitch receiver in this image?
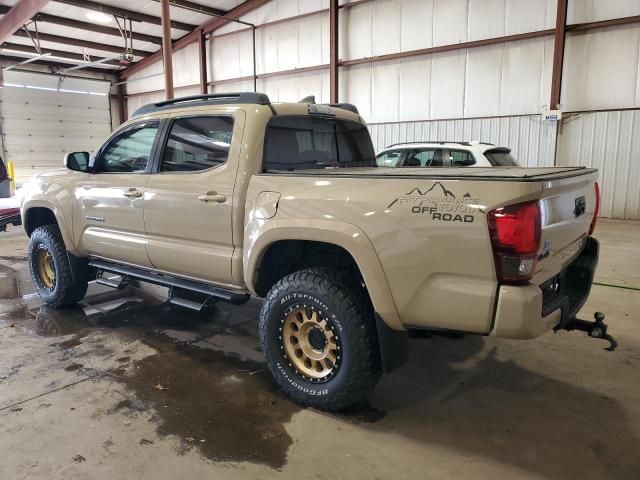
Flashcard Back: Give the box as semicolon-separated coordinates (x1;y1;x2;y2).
563;312;618;351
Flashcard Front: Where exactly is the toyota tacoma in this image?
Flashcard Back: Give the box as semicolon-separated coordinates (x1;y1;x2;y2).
20;93;610;410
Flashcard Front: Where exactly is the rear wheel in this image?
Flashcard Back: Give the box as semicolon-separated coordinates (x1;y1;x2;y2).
28;225;88;308
259;268;381;411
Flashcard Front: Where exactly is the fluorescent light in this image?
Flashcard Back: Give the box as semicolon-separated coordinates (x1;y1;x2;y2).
86;11;112;23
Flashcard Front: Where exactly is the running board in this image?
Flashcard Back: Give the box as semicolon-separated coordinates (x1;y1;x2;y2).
89;260;250;305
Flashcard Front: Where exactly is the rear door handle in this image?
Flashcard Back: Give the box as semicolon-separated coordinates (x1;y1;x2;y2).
198;192;226;203
123;188;143;199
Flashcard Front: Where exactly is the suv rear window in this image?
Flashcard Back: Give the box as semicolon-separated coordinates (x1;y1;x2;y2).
263;116;376;171
484;148;519;166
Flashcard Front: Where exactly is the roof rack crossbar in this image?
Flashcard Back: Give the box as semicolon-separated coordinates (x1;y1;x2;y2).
132;92;271;117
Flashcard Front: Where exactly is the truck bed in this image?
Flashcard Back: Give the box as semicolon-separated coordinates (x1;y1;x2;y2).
263;166;596;182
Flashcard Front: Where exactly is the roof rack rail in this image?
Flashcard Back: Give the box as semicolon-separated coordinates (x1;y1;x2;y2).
385;140;495;148
298;95;359;114
132;92;272;117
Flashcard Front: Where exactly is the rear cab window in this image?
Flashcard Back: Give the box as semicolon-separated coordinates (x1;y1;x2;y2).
484;148;519;166
263;116;376;172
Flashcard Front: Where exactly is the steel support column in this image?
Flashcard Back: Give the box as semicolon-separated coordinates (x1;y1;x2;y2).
550;0;568;109
160;0;174;100
329;0;339;103
118;83;128;125
198;30;207;94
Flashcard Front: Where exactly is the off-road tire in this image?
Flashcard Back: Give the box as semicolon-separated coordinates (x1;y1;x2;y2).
259;268;381;411
28;225;88;308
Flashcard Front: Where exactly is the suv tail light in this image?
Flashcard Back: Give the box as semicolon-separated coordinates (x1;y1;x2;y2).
488;200;541;284
589;182;600;235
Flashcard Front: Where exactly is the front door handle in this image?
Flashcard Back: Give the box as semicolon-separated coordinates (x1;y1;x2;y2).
123;188;143;199
198;192;226;203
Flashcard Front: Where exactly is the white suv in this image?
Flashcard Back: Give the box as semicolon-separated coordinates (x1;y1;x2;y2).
376;141;520;168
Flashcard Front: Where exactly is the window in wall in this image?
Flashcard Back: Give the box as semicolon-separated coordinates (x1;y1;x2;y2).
161;116;234;172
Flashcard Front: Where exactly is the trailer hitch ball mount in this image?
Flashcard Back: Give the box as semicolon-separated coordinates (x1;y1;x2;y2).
564;312;618;351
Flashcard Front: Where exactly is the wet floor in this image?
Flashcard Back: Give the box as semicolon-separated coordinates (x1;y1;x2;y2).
2;223;640;479
0;253;383;470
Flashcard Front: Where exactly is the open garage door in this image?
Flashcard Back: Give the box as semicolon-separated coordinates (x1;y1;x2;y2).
0;71;112;185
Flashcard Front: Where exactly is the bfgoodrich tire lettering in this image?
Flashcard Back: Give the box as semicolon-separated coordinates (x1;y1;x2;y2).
259;268;381;411
28;225;88;308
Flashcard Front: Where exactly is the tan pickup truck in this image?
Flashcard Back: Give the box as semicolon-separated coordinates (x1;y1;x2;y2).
21;93;609;410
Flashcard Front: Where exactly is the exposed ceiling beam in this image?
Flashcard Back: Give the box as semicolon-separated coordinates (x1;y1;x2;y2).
150;0;227;17
12;29;153;57
1;41;123;67
199;0;270;34
120;0;271;79
52;0;197;31
0;0;50;43
0;5;163;45
0;52;113;74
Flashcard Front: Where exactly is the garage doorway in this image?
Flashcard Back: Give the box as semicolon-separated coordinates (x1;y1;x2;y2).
0;70;112;185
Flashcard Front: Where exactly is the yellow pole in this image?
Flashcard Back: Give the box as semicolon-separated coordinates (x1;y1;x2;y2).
6;160;15;195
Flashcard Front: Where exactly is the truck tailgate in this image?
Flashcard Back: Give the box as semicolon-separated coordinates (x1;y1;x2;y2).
532;170;599;285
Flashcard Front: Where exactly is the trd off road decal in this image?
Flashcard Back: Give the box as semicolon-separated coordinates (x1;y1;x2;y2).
387;182;484;223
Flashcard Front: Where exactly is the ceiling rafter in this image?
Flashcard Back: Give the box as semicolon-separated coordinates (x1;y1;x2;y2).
12;28;153;57
149;0;227;17
0;5;163;45
0;0;50;43
52;0;197;31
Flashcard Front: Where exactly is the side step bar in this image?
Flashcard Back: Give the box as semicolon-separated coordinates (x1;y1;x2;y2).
89;260;250;305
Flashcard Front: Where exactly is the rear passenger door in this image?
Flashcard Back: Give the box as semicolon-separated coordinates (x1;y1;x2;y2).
402;148;445;167
143;112;244;285
447;149;476;167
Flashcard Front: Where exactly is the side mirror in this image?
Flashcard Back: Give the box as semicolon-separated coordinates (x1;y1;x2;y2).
64;152;90;172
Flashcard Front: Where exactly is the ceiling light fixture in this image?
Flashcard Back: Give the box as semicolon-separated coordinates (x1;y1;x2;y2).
86;11;113;24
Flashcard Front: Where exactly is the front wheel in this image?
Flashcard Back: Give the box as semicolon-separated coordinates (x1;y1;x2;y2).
28;225;88;308
259;268;381;411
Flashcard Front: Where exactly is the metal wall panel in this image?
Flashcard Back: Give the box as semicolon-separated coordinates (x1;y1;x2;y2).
368;114;558;168
343;36;552;122
556;110;640;220
568;0;640;24
562;25;640;111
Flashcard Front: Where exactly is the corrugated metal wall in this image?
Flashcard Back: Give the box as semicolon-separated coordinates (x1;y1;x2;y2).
557;110;640;220
120;0;640;220
369;115;558;167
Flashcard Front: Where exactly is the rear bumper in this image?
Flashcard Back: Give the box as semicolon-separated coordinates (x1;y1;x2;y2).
491;236;598;339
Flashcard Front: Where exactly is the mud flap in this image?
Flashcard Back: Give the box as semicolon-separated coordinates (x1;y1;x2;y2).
375;313;409;372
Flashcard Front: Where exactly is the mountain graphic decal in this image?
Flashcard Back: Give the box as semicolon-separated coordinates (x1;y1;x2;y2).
387;182;456;208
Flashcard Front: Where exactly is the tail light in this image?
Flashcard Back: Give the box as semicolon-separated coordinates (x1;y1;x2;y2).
589;182;600;235
487;200;541;284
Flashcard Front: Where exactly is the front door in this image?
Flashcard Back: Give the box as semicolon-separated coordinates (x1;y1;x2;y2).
143;113;243;285
73;120;160;267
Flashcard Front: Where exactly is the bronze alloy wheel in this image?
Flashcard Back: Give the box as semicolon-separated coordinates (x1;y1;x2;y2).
281;306;341;382
36;246;56;290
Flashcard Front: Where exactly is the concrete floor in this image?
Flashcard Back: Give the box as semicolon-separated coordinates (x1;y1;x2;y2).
1;219;639;480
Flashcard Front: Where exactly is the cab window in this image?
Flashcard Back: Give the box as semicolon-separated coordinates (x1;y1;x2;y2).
161;116;234;172
96;122;159;173
449;149;476;166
